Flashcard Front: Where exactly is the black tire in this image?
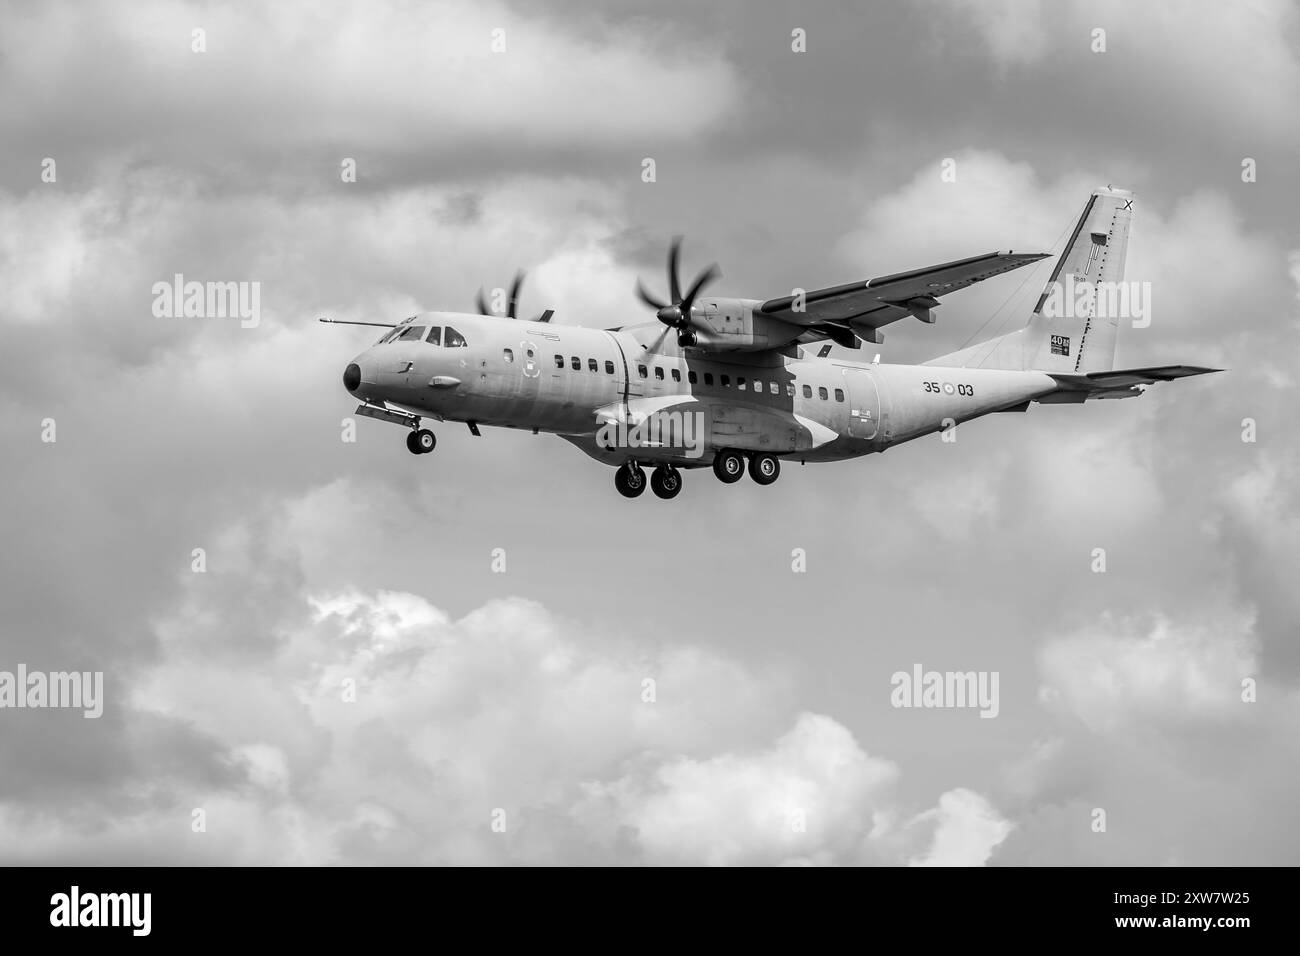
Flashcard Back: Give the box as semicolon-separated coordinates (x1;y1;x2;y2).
748;452;780;485
406;430;423;454
615;464;646;498
651;466;682;500
712;449;745;483
412;429;436;454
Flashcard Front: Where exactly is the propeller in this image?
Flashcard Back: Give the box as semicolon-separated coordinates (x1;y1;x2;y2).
635;236;720;347
475;270;553;322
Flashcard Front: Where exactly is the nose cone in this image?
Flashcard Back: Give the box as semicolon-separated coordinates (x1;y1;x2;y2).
343;362;362;394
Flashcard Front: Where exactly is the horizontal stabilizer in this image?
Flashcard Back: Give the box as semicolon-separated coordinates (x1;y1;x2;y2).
1049;365;1223;393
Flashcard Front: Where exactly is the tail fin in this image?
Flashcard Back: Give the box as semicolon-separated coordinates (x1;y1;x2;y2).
926;187;1134;372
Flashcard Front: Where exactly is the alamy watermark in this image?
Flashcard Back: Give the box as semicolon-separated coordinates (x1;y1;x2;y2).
596;410;706;458
0;664;103;718
50;886;150;936
890;663;999;718
151;273;260;328
1041;275;1151;328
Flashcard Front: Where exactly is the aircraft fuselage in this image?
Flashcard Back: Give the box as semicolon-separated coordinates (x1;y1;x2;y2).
343;311;1059;468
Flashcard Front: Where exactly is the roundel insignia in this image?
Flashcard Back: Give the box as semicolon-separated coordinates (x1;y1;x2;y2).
942;382;955;394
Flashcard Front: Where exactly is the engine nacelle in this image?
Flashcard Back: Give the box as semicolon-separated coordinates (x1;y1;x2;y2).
686;298;802;352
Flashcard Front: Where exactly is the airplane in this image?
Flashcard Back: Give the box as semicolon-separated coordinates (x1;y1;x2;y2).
324;187;1219;499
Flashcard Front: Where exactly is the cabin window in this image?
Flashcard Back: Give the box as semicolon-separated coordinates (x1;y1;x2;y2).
834;388;845;402
786;383;795;397
396;325;426;342
554;354;564;369
638;365;648;378
605;360;615;374
720;374;730;387
502;348;514;363
737;377;746;388
444;326;467;347
704;373;714;386
752;380;762;392
671;368;681;382
802;384;812;398
571;356;581;370
654;367;664;380
819;386;829;400
426;327;442;346
588;358;598;372
770;382;780;395
688;370;698;385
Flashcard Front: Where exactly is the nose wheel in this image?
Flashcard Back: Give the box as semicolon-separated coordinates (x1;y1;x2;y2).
406;428;436;455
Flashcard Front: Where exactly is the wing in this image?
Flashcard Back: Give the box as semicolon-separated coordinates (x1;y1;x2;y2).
759;251;1050;344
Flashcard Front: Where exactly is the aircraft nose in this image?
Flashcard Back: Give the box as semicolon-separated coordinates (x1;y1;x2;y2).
343;362;362;394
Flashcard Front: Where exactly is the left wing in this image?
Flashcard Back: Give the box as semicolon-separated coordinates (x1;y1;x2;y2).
758;251;1049;344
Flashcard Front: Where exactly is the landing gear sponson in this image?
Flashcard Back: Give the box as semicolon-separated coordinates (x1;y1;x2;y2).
614;450;780;498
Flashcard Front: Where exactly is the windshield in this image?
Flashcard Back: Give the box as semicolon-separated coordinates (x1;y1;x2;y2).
394;325;427;343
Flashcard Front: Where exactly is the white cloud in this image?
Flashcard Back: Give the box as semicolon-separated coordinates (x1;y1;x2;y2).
0;0;742;160
906;787;1014;866
575;712;900;865
1038;612;1257;732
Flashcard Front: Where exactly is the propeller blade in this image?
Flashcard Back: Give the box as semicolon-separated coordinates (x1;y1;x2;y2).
475;288;491;316
667;236;683;304
636;278;668;311
680;263;720;311
507;271;525;319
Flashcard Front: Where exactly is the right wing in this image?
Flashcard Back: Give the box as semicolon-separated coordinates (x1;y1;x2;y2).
759;251;1050;344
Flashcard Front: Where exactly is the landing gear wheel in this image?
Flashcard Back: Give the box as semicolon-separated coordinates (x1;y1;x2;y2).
615;463;647;498
651;466;682;500
712;449;745;484
749;452;780;485
407;429;436;455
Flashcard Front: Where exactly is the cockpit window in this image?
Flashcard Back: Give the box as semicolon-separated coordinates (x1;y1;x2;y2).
444;326;467;347
396;325;426;342
376;327;403;345
426;326;442;346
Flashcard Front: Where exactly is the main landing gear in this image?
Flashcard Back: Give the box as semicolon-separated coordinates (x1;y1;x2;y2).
405;428;436;455
614;452;781;499
713;449;780;486
614;462;647;498
614;462;682;499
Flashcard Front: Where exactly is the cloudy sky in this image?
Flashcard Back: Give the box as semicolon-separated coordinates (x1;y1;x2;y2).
1;0;1297;865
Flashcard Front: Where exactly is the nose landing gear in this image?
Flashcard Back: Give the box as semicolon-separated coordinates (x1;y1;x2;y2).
406;428;436;455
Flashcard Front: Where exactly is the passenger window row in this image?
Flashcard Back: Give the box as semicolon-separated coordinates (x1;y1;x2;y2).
529;354;846;403
547;354;618;374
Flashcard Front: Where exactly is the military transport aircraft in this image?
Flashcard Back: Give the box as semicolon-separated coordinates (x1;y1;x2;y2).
324;187;1218;499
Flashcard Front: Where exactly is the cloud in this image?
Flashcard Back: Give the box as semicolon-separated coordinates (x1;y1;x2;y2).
906;787;1015;866
1038;613;1257;733
932;0;1300;147
0;0;743;182
575;712;900;865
